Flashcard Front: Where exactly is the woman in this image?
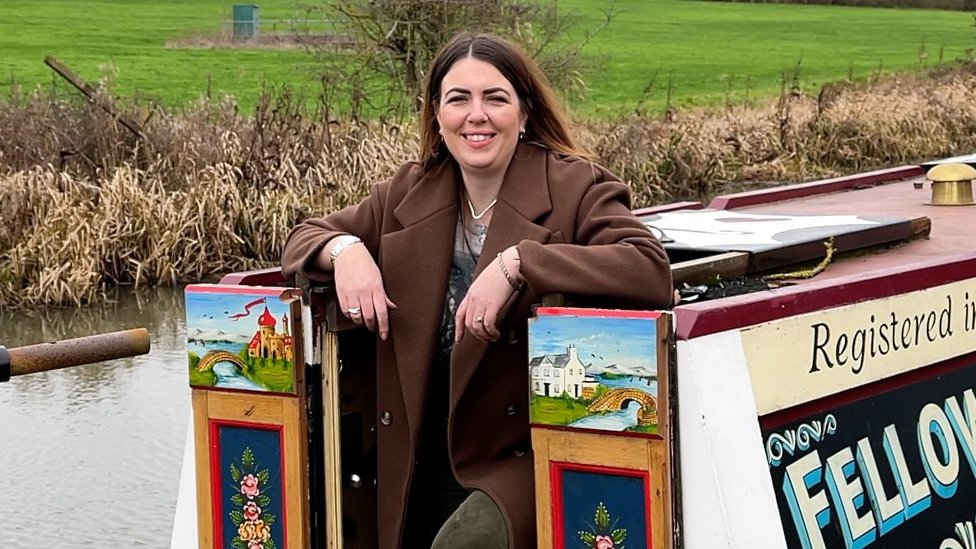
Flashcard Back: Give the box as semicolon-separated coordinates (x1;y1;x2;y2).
281;32;672;549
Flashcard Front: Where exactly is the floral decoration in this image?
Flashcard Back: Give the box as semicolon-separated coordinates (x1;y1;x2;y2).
229;447;277;549
578;502;627;549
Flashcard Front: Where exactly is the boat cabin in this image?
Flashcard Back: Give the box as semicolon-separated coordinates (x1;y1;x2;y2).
171;154;976;549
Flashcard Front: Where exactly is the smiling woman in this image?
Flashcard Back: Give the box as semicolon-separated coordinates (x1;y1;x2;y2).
435;58;527;188
280;31;673;549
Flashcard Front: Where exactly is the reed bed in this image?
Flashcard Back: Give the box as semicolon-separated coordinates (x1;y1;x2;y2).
2;70;976;309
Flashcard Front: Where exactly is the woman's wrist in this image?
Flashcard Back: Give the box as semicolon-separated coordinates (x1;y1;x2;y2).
320;234;362;270
497;246;524;291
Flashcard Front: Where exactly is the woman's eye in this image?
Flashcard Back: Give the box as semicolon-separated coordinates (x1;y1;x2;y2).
487;96;507;104
446;96;466;104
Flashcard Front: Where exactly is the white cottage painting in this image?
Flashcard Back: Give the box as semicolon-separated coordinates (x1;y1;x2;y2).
528;307;664;436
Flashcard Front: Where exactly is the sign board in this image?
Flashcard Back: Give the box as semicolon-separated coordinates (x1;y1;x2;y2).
762;361;976;549
741;278;976;415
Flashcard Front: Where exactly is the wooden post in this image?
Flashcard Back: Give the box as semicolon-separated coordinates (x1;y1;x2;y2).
184;284;309;549
44;56;147;140
528;307;677;549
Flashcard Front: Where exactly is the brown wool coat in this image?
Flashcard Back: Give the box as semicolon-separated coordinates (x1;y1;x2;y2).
281;143;673;548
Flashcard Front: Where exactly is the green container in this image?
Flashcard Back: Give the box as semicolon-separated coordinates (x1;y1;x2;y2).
232;4;258;40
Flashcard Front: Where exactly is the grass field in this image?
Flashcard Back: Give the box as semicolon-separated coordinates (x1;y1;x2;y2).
1;0;974;116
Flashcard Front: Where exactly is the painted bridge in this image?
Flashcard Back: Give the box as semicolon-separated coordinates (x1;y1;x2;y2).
587;388;659;426
197;350;246;371
588;387;657;413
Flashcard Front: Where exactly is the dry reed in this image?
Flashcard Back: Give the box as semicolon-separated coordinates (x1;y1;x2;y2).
2;70;976;308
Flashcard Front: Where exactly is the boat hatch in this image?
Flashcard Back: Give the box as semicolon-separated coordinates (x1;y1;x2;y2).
643;209;919;285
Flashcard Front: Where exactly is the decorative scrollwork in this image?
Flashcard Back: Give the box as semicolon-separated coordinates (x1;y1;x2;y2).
766;414;838;467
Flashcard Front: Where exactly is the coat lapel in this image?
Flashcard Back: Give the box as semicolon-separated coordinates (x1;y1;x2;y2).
382;145;557;434
381;161;458;438
449;144;554;407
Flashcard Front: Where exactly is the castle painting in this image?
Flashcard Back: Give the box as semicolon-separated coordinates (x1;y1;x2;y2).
528;308;664;436
185;285;301;394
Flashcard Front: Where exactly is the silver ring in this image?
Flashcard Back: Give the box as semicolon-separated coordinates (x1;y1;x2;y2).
347;307;362;315
474;316;484;323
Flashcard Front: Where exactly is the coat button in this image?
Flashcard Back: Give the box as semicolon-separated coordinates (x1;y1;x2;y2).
505;404;518;416
508;331;519;344
380;411;393;425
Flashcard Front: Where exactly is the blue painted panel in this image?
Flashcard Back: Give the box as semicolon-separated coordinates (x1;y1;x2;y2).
561;467;649;549
217;424;285;549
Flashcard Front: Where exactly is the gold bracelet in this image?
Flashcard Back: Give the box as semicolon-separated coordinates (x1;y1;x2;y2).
496;252;524;291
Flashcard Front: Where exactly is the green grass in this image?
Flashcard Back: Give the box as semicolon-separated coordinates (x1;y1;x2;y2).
568;0;975;115
530;394;590;425
0;0;322;109
1;0;974;115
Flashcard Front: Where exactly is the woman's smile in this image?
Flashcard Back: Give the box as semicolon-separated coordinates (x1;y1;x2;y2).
437;57;526;179
463;132;495;146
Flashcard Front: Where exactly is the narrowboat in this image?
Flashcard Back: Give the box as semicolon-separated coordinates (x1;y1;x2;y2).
170;154;976;549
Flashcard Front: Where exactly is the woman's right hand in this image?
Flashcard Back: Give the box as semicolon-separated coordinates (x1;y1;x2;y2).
331;243;397;340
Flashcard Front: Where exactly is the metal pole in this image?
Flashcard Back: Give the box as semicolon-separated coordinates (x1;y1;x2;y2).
0;328;151;381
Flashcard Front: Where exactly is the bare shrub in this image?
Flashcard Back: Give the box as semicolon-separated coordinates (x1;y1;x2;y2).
298;0;612;118
3;69;976;308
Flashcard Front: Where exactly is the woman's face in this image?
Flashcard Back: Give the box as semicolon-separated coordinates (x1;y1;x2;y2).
436;57;527;183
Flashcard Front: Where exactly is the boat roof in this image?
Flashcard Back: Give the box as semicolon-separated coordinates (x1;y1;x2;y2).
641;158;976;339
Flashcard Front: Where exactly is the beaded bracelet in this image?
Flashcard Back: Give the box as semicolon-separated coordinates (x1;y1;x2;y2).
497;252;524;291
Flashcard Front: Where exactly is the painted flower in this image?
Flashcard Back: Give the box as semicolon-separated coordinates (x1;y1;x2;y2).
241;474;261;498
243;501;262;521
579;502;627;548
237;520;271;542
253;520;272;541
238;522;258;541
247;542;264;549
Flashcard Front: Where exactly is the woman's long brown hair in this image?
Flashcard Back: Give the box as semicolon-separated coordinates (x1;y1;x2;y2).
419;32;590;170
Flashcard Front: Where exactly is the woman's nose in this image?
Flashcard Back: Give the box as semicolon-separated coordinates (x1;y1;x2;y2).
467;101;488;123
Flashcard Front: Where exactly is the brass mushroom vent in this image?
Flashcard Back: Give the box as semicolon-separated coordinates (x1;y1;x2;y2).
925;162;976;206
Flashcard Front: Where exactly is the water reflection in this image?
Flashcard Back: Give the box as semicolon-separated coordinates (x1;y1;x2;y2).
0;286;190;547
212;362;263;390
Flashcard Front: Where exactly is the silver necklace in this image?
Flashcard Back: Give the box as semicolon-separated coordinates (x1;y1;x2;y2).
466;195;498;220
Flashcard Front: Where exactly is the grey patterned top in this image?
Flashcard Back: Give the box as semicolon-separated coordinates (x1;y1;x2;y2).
437;216;488;364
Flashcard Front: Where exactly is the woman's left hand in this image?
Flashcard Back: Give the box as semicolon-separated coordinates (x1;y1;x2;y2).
455;246;522;343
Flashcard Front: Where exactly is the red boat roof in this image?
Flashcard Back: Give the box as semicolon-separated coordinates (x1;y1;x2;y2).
666;160;976;339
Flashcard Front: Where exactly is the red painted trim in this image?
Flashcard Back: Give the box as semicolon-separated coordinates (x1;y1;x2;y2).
633;201;704;215
536;307;662;319
760;351;976;430
531;422;663;441
674;254;976;340
707;165;924;210
550;461;566;549
218;267;290;287
278;421;290;549
208;418;286;549
549;461;653;549
186;284;287;296
209;420;224;548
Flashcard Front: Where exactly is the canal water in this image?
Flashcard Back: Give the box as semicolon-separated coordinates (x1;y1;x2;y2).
0;287;191;547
